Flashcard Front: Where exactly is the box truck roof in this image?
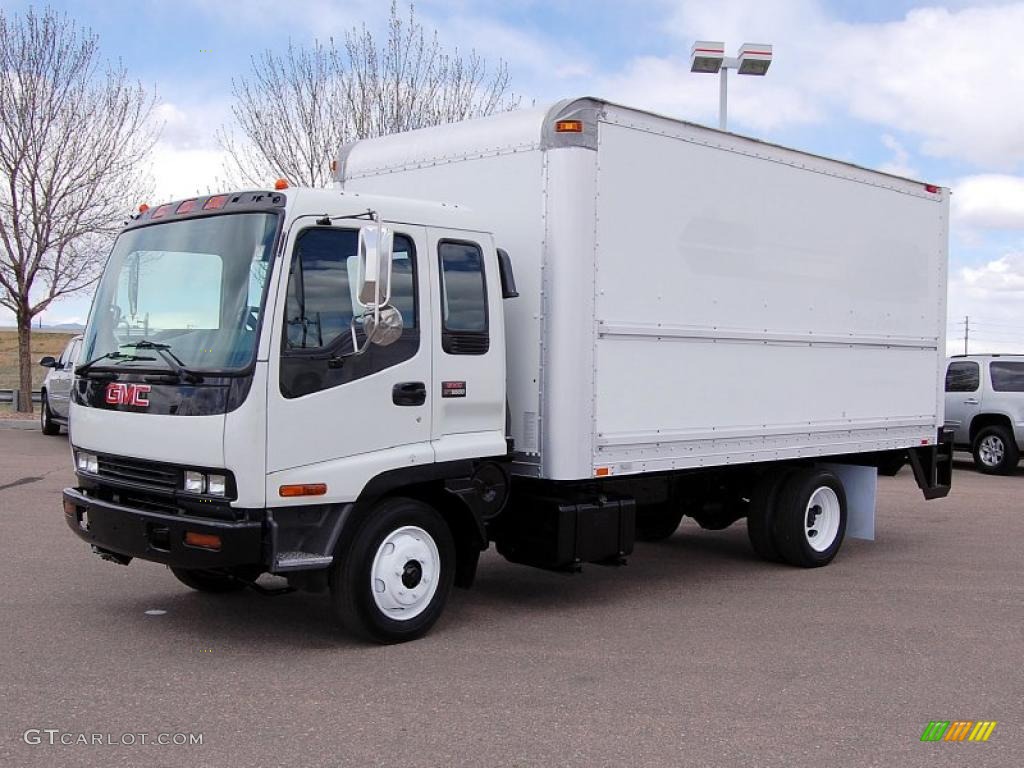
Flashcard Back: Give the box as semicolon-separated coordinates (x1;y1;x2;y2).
335;96;944;195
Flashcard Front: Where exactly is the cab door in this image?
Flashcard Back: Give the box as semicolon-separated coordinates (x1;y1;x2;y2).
266;222;433;499
428;229;506;463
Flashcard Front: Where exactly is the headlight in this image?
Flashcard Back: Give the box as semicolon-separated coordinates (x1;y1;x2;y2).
76;451;98;474
183;471;205;493
206;474;227;497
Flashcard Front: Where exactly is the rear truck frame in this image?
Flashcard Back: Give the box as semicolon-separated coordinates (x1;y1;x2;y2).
63;98;952;643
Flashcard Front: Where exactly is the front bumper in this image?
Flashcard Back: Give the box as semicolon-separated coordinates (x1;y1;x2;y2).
62;488;264;570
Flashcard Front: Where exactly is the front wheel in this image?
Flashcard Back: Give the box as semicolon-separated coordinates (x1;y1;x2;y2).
329;497;455;644
40;392;60;435
972;426;1019;475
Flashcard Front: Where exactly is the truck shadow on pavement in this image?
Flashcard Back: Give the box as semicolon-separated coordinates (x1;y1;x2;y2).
95;524;786;647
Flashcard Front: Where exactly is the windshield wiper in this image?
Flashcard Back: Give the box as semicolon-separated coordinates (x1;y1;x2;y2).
120;340;204;384
76;351;157;377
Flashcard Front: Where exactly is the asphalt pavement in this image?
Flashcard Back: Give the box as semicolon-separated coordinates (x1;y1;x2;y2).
0;428;1020;768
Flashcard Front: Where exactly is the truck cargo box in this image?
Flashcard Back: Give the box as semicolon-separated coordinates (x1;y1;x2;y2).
337;97;948;482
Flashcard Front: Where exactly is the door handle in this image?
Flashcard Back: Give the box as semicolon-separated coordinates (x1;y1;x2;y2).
963;398;980;405
392;381;426;406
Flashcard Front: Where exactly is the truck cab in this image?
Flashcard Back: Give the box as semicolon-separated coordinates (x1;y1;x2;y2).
65;188;514;642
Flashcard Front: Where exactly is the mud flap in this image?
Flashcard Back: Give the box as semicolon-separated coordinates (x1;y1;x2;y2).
908;429;954;500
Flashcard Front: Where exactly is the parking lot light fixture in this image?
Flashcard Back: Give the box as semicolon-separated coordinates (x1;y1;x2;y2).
690;41;773;130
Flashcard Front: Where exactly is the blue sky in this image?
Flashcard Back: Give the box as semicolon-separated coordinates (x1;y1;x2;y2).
4;0;1024;351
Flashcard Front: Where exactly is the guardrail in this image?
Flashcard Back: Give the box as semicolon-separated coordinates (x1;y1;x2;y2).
0;389;42;404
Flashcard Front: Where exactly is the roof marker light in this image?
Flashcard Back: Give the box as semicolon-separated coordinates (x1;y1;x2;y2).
274;178;289;190
138;203;149;214
555;119;584;133
924;184;940;194
203;194;229;210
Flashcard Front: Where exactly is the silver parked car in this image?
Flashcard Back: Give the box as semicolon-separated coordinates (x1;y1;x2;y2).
38;334;83;435
944;354;1024;474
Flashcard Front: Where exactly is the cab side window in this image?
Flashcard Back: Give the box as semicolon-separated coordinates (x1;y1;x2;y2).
280;228;419;398
945;361;980;392
439;240;489;355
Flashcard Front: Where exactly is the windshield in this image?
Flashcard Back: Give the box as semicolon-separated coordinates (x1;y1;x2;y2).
82;213;279;373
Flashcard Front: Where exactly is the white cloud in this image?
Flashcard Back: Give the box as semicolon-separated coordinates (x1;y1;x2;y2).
952;175;1024;230
947;253;1024;353
877;134;918;179
644;1;1024;169
147;143;231;202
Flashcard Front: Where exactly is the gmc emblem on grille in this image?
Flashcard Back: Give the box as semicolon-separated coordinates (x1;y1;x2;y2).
105;382;151;408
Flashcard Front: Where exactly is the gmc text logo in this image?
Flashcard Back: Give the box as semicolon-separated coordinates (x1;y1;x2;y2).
105;382;151;408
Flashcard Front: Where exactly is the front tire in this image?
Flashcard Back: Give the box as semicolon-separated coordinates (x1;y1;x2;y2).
329;497;455;644
40;392;60;435
972;425;1019;475
771;468;847;568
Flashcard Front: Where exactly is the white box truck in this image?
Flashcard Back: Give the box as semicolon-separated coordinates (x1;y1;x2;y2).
63;98;952;643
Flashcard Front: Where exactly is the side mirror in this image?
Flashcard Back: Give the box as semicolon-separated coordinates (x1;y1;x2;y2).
39;356;57;368
364;305;404;347
357;224;394;308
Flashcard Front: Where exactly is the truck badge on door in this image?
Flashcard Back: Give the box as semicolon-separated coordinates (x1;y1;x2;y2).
441;381;466;398
105;382;151;408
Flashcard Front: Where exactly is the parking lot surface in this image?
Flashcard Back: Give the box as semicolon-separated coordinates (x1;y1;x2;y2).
0;427;1019;767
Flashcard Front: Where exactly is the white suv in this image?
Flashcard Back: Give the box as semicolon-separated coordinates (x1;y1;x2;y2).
944;354;1024;474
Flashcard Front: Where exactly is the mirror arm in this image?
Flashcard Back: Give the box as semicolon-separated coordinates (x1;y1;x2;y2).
347;314;372;358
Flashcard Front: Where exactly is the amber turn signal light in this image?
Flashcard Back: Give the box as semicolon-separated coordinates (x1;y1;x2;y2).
279;483;327;498
184;531;222;551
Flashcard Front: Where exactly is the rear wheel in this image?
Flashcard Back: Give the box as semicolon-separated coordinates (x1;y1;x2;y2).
746;469;794;562
972;425;1019;475
771;468;847;568
170;567;256;593
329;497;455;643
40;392;60;435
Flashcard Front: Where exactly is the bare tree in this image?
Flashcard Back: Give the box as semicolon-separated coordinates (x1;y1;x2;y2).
220;1;517;187
0;6;157;412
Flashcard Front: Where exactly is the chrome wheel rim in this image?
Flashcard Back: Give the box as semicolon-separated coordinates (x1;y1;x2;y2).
978;435;1005;467
370;526;439;621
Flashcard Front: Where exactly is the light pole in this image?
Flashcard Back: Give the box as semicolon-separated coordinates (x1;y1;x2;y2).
690;42;773;131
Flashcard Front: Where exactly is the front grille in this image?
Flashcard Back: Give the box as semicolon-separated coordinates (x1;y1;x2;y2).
96;455;180;491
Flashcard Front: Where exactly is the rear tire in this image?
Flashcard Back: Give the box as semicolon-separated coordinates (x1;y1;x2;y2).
40;392;60;435
746;469;794;562
771;468;847;568
329;497;455;644
972;425;1019;475
170;567;254;593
